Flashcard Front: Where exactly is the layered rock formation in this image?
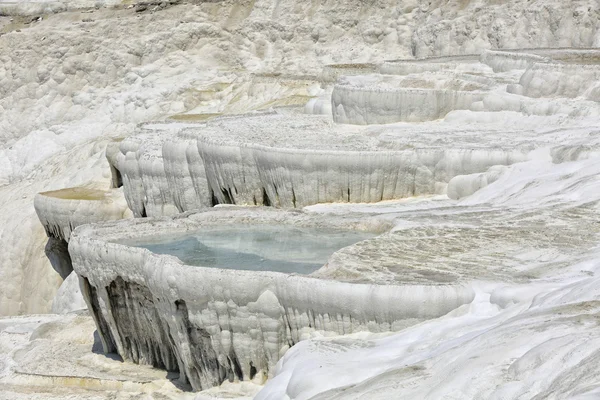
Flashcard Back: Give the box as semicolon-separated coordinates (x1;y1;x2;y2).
33;187;130;312
2;0;599;318
32;46;595;398
69;208;475;390
2;0;600;398
107;113;534;217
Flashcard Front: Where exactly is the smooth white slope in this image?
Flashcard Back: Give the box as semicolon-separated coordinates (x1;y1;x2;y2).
257;155;600;399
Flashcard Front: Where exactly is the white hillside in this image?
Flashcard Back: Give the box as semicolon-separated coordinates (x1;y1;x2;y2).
1;0;599;398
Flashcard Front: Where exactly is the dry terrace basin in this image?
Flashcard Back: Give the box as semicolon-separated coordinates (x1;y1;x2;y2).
107;113;530;218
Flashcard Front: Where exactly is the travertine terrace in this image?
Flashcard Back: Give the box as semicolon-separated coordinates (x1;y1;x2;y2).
47;45;600;397
2;0;600;398
70;208;475;390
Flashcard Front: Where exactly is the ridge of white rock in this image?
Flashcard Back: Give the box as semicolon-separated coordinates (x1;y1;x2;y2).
379;55;481;75
514;47;600;62
332;84;485;124
200;144;526;208
480;47;600;74
258;154;600;399
110;121;211;217
410;0;599;58
446;165;508;200
33;186;131;313
108;113;535;216
516;62;600;99
319;64;379;84
163;130;212;213
480;49;550;72
34;187;129;243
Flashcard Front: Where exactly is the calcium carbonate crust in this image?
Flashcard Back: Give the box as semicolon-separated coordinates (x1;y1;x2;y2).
33;186;131;312
380;55;481;75
69;207;475;391
516;62;600;99
34;187;129;242
480;49;550;72
107;113;532;217
332;84;486;124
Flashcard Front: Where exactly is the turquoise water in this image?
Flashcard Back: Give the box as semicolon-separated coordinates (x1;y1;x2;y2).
130;225;374;274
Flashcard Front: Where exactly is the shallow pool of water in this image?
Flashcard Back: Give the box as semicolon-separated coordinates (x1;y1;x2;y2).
129;225;375;274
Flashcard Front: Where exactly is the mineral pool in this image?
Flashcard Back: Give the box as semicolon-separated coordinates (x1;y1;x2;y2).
129;225;375;274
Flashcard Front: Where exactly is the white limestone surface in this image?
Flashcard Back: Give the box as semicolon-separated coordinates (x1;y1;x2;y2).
319;64;379;84
259;153;600;400
446;165;508;200
379;55;482;75
516;62;600;99
3;0;599;319
34;187;129;242
69;207;476;391
479;49;550;72
2;0;600;397
332;75;487;124
50;271;86;314
194;113;529;206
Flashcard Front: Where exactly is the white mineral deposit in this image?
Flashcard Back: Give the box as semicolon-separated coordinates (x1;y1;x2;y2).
1;0;599;398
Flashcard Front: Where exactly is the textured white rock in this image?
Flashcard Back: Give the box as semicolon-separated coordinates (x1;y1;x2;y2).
332;77;486;124
69;208;474;391
34;187;130;242
0;0;120;16
50;271;86;314
204;145;527;207
198;114;529;206
476;89;600;118
0;313;206;399
519;48;600;62
410;0;600;57
163;131;212;212
258;154;600;400
379;55;482;75
112;122;212;217
3;0;599;319
319;64;378;84
3;0;600;398
516;62;600;99
303;92;333;116
33;186;130;311
0;139;113;316
109;113;534;212
480;49;549;72
447;165;508;200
